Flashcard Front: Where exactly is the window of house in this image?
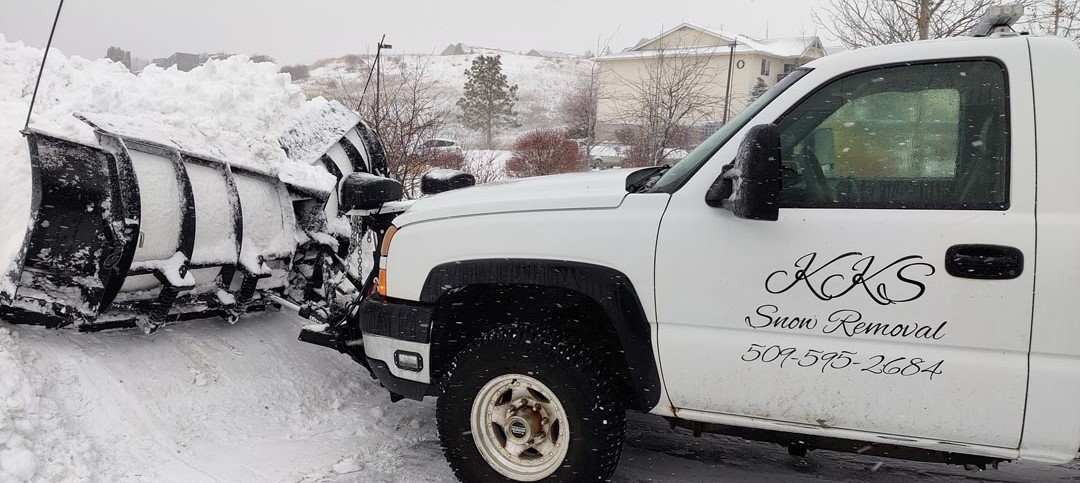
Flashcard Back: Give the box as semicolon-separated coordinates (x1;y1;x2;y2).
775;60;1009;210
760;59;771;76
699;121;723;139
783;63;796;74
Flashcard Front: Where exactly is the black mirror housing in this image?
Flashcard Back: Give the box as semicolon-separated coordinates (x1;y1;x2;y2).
705;123;782;221
339;172;404;211
421;168;476;195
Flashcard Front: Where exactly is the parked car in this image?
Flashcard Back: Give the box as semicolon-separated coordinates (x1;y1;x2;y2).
413;138;464;157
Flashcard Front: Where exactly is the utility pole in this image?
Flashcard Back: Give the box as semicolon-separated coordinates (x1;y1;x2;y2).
722;40;737;124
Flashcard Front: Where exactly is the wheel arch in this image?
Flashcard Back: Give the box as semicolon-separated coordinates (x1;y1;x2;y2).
421;258;662;412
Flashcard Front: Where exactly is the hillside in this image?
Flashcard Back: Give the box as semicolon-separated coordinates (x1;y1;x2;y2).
297;53;592;148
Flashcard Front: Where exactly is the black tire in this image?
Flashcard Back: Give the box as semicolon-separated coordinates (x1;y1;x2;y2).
437;324;626;482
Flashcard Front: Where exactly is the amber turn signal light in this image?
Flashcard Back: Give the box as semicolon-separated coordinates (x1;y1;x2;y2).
378;268;388;298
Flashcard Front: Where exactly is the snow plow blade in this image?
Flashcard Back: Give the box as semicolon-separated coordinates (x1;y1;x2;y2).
1;104;390;331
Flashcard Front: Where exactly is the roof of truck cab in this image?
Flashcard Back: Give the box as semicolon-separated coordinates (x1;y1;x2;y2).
801;34;1034;72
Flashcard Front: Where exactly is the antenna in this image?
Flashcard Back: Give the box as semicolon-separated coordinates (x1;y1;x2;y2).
23;0;66;132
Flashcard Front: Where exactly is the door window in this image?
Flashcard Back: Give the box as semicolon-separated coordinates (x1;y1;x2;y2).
776;60;1009;209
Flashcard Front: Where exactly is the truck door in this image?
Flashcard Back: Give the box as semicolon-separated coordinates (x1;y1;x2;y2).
655;51;1035;448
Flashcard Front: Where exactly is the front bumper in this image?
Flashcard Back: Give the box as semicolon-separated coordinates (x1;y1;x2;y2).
357;294;437;401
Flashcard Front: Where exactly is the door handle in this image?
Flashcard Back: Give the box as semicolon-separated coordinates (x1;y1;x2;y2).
945;244;1024;280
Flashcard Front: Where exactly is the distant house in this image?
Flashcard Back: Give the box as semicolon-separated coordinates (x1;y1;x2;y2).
439;43;518;56
525;49;581;60
596;23;824;142
130;56;150;72
153;52;203;72
150;52;273;72
440;43;468;56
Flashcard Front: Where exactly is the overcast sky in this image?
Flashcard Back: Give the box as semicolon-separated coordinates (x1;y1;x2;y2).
0;0;828;64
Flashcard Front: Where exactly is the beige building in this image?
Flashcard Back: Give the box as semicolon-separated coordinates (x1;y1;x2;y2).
596;23;824;143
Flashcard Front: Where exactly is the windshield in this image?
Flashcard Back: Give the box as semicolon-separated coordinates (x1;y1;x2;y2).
650;68;809;192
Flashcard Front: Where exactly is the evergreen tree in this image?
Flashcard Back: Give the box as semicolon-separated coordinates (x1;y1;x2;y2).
747;77;770;103
457;55;518;146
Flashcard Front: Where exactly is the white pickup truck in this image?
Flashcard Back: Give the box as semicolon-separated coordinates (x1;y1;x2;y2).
303;19;1080;483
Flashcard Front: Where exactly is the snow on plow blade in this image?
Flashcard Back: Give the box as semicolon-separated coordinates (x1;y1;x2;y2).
1;105;386;330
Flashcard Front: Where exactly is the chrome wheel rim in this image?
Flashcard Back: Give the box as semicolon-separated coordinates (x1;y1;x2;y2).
470;373;570;481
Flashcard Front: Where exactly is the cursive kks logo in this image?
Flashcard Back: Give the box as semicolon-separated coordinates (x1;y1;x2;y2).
765;252;935;305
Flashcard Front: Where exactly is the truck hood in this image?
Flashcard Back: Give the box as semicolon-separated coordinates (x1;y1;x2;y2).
394;169;639;226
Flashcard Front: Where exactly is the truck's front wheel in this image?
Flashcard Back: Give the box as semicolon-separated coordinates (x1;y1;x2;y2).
437;324;625;482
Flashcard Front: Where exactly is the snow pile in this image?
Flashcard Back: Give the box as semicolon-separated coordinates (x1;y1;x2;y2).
3;313;453;482
0;327;101;482
0;35;39;296
0;34;348;283
278;101;361;165
22;46;332;177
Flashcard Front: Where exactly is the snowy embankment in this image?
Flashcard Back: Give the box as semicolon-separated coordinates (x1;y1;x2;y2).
3;312;450;482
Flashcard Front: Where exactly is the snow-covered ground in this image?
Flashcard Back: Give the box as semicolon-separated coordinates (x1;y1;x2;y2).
0;312;443;482
1;312;1077;482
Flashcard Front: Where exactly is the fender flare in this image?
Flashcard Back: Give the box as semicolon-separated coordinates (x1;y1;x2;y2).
420;258;662;411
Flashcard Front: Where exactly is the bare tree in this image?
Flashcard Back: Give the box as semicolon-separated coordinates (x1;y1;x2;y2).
368;58;458;196
1026;0;1080;41
464;150;509;184
815;0;1000;48
559;60;601;168
608;36;721;167
308;55;454;197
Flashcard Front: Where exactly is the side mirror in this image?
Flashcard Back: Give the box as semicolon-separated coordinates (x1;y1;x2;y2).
421;168;476;195
705;123;782;221
339;172;404;211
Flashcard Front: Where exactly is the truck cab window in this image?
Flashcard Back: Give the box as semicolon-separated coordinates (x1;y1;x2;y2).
776;60;1009;210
